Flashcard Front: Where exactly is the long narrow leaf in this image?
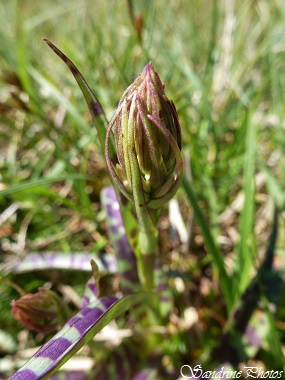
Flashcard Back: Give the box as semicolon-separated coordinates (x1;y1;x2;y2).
0;175;88;197
42;38;113;157
9;293;150;380
81;260;101;308
101;186;139;293
261;165;285;210
235;116;257;298
182;176;232;311
1;252;117;274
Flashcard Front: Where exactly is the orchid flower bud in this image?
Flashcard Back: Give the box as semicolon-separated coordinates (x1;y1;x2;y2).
105;62;183;210
11;288;68;334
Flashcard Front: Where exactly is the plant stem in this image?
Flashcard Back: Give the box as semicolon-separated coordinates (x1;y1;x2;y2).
136;249;156;291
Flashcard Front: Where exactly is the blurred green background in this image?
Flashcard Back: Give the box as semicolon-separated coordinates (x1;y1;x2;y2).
0;0;285;372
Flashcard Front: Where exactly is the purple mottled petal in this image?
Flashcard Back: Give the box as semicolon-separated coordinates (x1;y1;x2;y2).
34;337;72;360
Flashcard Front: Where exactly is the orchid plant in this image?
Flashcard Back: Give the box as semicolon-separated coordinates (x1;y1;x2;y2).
4;39;282;380
7;39;182;380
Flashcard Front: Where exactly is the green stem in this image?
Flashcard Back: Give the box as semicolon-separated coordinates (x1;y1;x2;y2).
123;100;159;290
133;211;157;290
136;251;156;291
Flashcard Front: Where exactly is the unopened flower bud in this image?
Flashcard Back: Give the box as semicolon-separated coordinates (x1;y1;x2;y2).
106;62;183;210
11;288;68;334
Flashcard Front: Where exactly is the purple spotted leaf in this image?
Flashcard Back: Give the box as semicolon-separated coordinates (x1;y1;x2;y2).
81;260;100;308
1;252;117;275
101;186;139;293
9;293;151;380
101;186;173;320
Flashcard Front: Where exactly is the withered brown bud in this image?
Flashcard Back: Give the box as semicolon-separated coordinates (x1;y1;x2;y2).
11;289;68;334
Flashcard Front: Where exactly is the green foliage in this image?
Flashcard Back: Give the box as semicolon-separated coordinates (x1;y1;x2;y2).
1;0;285;377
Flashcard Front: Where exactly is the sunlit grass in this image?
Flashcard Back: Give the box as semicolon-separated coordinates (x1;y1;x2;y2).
0;0;285;375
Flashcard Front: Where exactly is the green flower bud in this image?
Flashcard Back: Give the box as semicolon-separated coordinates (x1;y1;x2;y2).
106;62;183;210
11;288;68;334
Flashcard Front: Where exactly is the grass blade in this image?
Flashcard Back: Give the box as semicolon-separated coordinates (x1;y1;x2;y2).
0;175;88;197
234;115;257;299
182;176;232;311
